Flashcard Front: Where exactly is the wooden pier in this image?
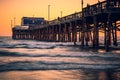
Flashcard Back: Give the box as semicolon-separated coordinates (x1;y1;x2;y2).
12;0;120;51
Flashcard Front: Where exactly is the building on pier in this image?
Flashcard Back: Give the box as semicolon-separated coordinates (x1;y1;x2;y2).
12;17;46;40
21;17;45;26
21;17;46;27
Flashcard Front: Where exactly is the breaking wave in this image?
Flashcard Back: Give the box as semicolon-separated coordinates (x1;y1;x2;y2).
0;61;119;72
0;37;120;72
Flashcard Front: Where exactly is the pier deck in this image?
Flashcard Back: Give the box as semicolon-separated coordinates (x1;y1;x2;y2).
12;0;120;51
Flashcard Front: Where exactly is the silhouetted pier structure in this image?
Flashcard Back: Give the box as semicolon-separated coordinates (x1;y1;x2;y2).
12;0;120;51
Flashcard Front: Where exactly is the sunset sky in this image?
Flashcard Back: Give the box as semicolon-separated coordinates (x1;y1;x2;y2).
0;0;106;36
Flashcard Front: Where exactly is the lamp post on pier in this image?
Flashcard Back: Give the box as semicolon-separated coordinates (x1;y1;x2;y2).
48;5;51;21
11;20;13;28
14;17;16;26
81;0;83;11
61;11;63;18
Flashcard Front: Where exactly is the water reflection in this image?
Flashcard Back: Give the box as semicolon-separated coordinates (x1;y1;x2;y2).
0;70;119;80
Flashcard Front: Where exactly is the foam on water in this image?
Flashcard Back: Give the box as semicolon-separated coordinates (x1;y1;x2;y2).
0;50;120;72
0;61;119;72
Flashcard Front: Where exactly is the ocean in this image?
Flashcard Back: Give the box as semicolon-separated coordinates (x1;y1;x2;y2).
0;36;120;80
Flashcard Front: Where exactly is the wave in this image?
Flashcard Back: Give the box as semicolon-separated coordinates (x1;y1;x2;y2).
0;61;119;72
0;37;120;51
0;37;120;72
0;43;56;49
0;51;29;57
0;51;120;60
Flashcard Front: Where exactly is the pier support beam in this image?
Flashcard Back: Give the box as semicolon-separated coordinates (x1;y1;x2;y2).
93;16;99;47
81;19;85;46
112;22;118;46
58;24;61;42
105;13;112;51
71;21;77;45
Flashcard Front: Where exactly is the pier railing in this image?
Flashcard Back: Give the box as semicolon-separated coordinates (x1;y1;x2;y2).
38;1;120;28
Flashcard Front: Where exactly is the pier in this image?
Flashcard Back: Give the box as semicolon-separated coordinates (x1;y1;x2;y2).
12;0;120;51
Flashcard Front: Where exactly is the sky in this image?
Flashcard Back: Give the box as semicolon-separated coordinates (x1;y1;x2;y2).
0;0;108;36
